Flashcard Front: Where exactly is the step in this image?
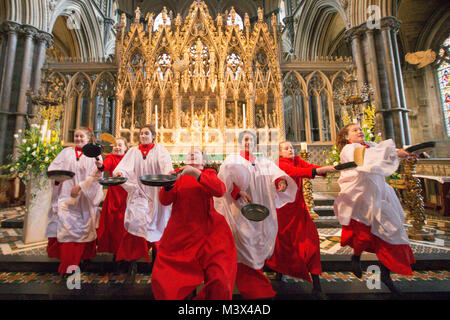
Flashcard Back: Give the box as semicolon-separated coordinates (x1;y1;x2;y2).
0;273;448;300
1;218;23;229
313;205;335;216
0;253;448;273
313;217;341;228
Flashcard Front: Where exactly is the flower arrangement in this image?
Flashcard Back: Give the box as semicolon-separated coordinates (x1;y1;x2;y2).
1;101;63;189
0;123;64;186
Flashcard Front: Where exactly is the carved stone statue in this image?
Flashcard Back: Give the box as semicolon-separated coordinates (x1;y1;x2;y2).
256;108;265;128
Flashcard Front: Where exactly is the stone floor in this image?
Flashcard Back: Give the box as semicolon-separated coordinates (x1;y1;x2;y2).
0;198;449;300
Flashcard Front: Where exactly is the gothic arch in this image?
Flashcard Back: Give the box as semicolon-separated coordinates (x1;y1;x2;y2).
293;0;349;60
48;0;105;59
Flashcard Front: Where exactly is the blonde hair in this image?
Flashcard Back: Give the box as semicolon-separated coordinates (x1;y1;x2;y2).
115;137;128;152
75;127;96;144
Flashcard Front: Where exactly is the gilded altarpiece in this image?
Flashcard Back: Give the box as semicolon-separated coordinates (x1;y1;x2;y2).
114;1;283;158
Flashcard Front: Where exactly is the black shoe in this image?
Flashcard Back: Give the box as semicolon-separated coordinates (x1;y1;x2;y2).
351;255;362;278
311;288;328;300
79;259;91;272
380;265;400;294
311;275;327;300
125;261;137;284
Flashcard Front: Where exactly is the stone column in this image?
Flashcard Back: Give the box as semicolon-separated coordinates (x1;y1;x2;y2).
282;16;295;53
14;25;37;144
390;20;412;145
31;32;53;93
345;17;412;146
0;22;20;164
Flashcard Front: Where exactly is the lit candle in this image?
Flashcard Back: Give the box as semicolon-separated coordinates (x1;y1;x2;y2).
41;120;48;141
243;104;246;129
46;129;51;143
301;142;307;152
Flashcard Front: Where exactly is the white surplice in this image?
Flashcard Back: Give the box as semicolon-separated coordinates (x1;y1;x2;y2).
213;154;297;269
113;144;173;242
333;139;410;245
45;147;104;243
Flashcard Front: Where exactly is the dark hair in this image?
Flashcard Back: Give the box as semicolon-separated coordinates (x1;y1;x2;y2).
76;127;96;144
335;124;357;152
238;130;257;144
140;124;156;142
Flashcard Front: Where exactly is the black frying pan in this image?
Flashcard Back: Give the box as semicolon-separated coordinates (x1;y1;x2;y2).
334;162;357;171
405;141;436;154
241;202;270;222
47;170;75;182
82;143;103;160
139;173;180;187
98;177;127;186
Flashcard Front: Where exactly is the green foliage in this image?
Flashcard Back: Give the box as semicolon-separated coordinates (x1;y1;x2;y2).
0;125;64;186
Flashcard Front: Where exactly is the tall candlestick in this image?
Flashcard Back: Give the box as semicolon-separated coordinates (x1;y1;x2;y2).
155;104;158;130
301;142;307;152
243;103;246;129
41;120;48;142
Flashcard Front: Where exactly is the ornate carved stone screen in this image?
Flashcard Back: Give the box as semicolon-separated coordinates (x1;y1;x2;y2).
115;1;283;157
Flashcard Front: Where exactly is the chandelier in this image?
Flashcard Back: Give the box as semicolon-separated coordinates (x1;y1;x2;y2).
335;71;374;122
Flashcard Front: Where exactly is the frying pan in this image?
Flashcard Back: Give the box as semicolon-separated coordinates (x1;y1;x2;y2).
334;162;357;171
82;143;103;160
241;202;270;222
334;146;366;171
139;170;181;187
47;170;75;182
405;141;436;154
98;177;127;186
98;133;116;145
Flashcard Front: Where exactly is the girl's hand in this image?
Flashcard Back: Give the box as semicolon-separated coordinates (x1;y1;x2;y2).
179;165;201;179
95;158;103;169
70;185;81;198
115;172;123;177
397;149;411;158
238;191;252;204
277;179;287;192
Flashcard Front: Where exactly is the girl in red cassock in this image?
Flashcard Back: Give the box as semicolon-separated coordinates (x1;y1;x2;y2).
46;127;103;275
265;141;336;298
95;137;128;262
152;148;237;300
333;124;416;293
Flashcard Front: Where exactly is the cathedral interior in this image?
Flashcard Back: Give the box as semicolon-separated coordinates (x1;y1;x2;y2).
0;0;448;301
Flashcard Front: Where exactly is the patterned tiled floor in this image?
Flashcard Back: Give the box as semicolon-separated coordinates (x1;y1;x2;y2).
0;207;24;223
0;270;448;285
1;206;449;256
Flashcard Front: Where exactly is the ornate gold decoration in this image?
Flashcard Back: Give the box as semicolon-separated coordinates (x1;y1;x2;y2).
405;49;436;69
115;1;283;153
300;150;319;220
335;70;374;123
402;157;435;241
27;72;64;130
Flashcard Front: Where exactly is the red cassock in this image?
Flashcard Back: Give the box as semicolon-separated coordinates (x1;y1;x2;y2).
265;156;322;282
151;169;237;300
96;154;128;255
115;144;158;263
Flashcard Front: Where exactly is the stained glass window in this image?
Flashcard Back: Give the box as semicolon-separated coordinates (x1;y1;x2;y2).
437;35;450;136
